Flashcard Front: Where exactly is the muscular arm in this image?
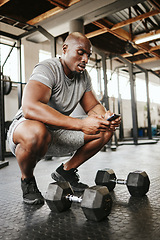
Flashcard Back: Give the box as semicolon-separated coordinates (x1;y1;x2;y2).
80;91;107;117
22;80;82;131
22;80;110;135
80;91;121;130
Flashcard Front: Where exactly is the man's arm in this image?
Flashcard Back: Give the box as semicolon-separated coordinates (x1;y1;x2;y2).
22;80;84;130
80;91;107;117
80;91;121;130
22;80;110;135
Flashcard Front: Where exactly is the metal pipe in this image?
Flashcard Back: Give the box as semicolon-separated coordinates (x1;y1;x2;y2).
2;42;16;70
37;26;56;58
17;40;23;108
0;72;5;161
102;53;109;110
117;68;124;140
128;63;138;144
1;78;26;84
134;64;152;139
145;71;152;139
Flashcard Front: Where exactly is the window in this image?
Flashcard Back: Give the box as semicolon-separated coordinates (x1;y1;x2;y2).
87;64;160;104
1;40;18;82
0;37;25;83
39;49;52;62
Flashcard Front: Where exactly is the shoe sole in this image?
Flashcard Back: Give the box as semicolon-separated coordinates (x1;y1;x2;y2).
23;198;44;205
51;171;88;192
51;171;66;182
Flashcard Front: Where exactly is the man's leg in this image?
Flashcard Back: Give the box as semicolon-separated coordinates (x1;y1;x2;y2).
52;130;113;191
64;131;113;170
13;120;51;204
14;120;51;179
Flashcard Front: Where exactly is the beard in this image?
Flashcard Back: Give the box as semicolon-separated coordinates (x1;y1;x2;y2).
72;69;84;76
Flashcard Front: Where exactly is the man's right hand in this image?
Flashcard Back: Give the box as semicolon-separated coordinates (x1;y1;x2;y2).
81;115;110;135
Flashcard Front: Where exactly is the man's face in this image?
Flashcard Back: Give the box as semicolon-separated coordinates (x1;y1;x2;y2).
62;38;92;76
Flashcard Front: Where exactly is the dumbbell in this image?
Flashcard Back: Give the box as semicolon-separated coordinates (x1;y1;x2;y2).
95;168;150;197
45;181;112;221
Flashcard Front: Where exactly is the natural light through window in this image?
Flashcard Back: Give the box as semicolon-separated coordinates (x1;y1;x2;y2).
1;38;25;83
87;66;160;104
1;41;18;82
39;50;52;62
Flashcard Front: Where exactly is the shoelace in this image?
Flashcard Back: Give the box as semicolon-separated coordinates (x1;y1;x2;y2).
26;180;40;193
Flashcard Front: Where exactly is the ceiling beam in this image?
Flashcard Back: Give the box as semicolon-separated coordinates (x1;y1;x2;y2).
148;0;160;10
133;56;159;64
121;44;160;58
46;0;67;9
110;9;160;31
121;49;146;57
89;18;160;60
46;0;80;8
133;4;158;30
87;20;131;41
137;42;160;58
0;0;10;7
27;0;80;25
133;28;160;43
27;7;63;25
150;45;160;51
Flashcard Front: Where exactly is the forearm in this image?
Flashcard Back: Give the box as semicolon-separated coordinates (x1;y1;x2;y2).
22;102;83;131
87;103;107;117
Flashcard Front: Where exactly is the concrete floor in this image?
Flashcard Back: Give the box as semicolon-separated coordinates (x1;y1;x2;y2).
0;140;160;240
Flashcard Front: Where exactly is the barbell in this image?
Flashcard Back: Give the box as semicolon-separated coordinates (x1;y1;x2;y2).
1;75;26;95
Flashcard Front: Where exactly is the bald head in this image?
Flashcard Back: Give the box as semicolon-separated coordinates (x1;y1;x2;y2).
64;32;91;48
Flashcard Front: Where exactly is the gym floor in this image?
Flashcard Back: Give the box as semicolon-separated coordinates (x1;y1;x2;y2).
0;140;160;240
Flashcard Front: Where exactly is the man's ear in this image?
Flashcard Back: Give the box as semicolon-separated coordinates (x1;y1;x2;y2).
62;44;68;54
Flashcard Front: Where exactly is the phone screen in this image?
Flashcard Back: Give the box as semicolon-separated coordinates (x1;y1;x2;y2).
107;114;121;121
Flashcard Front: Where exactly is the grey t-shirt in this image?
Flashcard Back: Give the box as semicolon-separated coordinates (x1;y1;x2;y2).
14;57;92;118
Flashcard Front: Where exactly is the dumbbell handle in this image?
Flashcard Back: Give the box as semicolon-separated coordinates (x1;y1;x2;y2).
110;179;127;185
65;194;82;203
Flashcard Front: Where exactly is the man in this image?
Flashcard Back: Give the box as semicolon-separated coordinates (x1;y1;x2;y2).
7;32;121;205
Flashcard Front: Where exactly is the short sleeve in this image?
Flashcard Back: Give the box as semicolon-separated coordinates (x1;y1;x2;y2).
29;60;56;89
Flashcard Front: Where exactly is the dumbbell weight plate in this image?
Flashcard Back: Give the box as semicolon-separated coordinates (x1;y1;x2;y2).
81;185;112;221
45;181;73;212
127;171;150;197
2;75;12;95
95;168;116;191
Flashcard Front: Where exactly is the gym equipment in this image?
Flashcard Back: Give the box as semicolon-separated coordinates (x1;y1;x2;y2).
45;181;112;221
95;168;150;197
2;75;12;95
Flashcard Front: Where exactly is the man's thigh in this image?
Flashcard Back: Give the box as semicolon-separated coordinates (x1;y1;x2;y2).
46;128;84;157
7;117;27;156
8;117;84;157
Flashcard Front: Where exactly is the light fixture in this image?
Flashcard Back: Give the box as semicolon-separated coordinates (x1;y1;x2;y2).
135;32;160;44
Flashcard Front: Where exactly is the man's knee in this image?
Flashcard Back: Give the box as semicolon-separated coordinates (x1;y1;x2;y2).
84;130;113;146
100;131;113;145
14;120;51;155
29;122;51;151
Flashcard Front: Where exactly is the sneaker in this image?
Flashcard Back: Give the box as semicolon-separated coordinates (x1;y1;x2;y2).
21;176;44;205
51;164;89;192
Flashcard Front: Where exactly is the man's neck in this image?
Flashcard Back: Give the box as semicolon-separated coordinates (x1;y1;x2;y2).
60;58;73;79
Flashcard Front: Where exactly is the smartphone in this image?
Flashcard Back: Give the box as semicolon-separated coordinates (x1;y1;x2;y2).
107;113;121;121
